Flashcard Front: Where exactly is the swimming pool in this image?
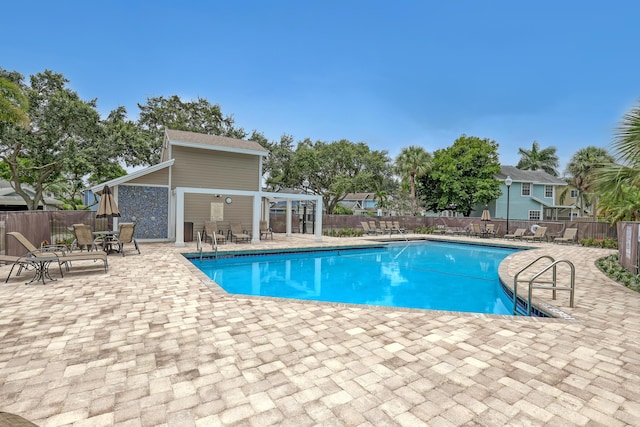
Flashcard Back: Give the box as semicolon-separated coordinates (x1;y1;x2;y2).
190;241;521;315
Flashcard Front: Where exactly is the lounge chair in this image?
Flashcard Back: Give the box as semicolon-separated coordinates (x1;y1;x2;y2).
522;226;548;242
113;223;141;256
392;221;406;234
71;224;98;252
553;228;578;244
361;221;377;235
260;220;273;240
2;254;31;283
7;231;108;275
504;228;526;240
230;222;251;243
205;221;227;245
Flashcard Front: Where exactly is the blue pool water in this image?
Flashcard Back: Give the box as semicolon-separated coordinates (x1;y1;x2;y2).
190;241;519;315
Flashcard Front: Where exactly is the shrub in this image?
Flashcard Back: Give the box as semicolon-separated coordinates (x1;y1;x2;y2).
596;253;640;292
323;228;363;237
580;237;618;249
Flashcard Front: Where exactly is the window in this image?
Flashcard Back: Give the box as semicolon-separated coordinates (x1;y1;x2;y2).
545;185;553;198
570;189;579;198
529;210;541;221
521;183;531;196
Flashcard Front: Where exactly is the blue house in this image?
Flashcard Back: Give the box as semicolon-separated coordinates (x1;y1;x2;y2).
484;166;570;221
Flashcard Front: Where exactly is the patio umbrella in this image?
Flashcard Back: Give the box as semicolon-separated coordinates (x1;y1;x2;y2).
480;205;491;221
96;185;120;230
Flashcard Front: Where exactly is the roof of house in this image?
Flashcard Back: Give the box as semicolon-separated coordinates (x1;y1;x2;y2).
0;180;63;206
343;193;375;200
164;129;269;157
497;165;567;186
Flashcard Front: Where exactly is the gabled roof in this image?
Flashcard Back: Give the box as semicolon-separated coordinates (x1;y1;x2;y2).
497;165;567;186
343;192;375;201
164;129;269;158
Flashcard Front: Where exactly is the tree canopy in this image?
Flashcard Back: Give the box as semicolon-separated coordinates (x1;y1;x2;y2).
282;139;392;214
419;135;502;216
136;95;246;165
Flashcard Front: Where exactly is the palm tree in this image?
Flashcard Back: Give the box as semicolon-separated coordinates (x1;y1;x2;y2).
516;141;559;176
395;146;432;215
595;101;640;223
563;146;614;219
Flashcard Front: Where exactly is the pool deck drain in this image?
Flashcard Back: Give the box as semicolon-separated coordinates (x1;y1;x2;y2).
0;233;638;426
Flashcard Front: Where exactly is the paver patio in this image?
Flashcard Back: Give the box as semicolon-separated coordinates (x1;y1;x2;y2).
1;233;639;426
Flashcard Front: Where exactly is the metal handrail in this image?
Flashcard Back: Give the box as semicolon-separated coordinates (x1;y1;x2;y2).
512;255;575;315
211;231;218;260
512;255;555;314
196;231;203;260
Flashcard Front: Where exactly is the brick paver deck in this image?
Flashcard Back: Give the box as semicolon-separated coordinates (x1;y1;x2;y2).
1;233;639;426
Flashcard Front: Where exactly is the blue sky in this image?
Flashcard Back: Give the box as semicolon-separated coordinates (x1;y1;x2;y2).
4;1;640;173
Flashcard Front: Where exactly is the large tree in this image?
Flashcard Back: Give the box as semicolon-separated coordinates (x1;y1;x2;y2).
516;141;559;176
284;139;392;214
0;68;140;210
395;146;432;215
0;69;106;210
419;135;502;216
136;95;247;165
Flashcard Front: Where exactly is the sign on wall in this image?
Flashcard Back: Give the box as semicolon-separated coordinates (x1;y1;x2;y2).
210;202;224;221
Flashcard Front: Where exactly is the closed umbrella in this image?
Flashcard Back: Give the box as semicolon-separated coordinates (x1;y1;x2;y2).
96;185;120;230
480;205;491;222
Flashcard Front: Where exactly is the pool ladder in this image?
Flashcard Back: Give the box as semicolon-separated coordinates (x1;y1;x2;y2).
512;255;575;316
196;231;218;260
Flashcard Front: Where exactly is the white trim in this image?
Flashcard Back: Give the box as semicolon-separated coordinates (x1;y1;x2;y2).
88;159;174;192
173;187;323;246
117;183;169;188
170;140;268;157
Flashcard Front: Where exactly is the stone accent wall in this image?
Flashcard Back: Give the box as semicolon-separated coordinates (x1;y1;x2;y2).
119;185;168;239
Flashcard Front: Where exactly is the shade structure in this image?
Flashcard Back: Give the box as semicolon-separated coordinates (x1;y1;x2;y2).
480;206;491;221
96;185;120;230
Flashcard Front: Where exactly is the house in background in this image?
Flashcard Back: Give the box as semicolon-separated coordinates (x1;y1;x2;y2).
0;180;62;211
88;129;322;245
340;193;377;214
482;166;572;222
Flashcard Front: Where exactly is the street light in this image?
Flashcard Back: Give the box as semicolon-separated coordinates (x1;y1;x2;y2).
505;175;512;234
302;179;309;234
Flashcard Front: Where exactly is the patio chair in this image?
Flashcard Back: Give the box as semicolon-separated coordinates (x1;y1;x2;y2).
230;221;251;243
205;221;226;245
71;224;98;252
260;220;273;240
7;231;108;276
504;228;526;240
113;223;141;256
553;227;578;244
522;226;548;242
469;223;483;237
